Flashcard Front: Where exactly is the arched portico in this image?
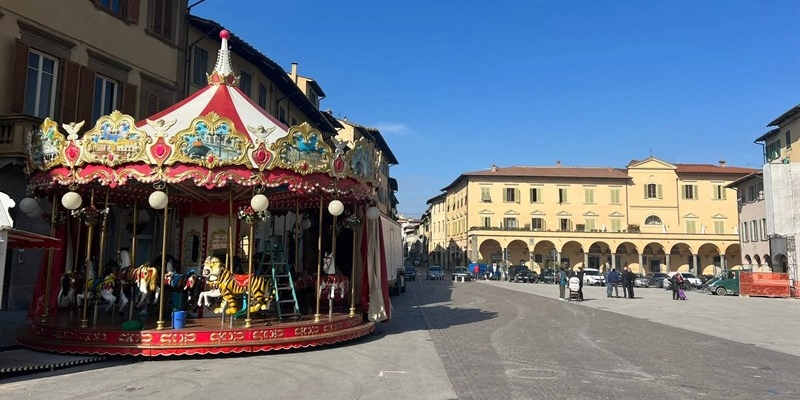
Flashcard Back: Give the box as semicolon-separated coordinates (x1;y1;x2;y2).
669;243;694;273
642;242;667;273
697;243;722;276
508;239;528;266
558;240;583;270
531;240;557;272
614;241;641;274
478;239;502;265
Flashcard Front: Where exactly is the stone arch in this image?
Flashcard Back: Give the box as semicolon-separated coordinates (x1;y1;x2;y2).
775;254;788;273
478;239;502;265
614;241;640;274
697;243;722;276
744;254;752;265
723;243;742;270
764;254;772;272
642;242;667;273
558;240;583;270
668;243;694;272
587;241;613;271
531;240;557;272
508;239;529;266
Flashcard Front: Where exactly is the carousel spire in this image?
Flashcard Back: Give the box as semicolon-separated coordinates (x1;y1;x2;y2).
208;29;238;87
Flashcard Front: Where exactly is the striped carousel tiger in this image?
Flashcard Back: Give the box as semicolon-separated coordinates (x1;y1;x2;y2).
201;256;274;315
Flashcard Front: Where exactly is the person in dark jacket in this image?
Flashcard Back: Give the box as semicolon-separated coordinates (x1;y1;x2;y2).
671;273;684;300
576;267;585;301
622;267;635;299
606;268;620;298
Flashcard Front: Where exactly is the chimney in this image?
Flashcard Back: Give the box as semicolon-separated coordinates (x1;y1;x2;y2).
556;160;561;167
491;164;498;172
719;160;726;167
290;62;298;82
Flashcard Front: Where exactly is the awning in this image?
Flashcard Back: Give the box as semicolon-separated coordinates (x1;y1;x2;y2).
4;229;62;250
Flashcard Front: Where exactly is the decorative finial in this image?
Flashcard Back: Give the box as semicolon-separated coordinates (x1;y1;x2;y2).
207;29;238;86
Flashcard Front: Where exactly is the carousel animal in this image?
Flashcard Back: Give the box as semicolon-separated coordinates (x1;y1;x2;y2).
56;271;85;310
319;254;349;300
163;269;198;309
116;263;160;309
76;266;129;315
201;256;273;315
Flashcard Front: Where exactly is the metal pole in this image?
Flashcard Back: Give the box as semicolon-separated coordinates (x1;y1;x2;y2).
156;187;170;330
329;212;338;319
314;196;323;322
295;199;300;273
93;189;111;325
128;204;138;321
228;190;233;272
41;194;58;323
349;204;359;317
245;221;255;328
80;188;96;328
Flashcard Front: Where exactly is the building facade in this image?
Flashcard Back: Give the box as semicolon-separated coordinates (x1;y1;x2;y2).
426;157;756;277
753;104;799;282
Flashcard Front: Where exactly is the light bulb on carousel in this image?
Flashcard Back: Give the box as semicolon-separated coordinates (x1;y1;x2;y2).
328;199;344;216
251;193;269;212
149;190;168;210
61;191;83;210
366;205;380;220
300;216;312;230
19;197;41;217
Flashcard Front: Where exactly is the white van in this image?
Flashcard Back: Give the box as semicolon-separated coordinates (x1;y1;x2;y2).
582;268;606;286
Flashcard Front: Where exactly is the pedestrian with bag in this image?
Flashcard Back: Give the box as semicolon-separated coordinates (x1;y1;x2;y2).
557;267;567;300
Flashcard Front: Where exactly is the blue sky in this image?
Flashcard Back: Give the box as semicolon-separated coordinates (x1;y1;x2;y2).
194;0;800;218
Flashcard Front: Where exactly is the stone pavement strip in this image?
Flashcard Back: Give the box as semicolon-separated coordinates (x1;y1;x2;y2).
477;280;800;356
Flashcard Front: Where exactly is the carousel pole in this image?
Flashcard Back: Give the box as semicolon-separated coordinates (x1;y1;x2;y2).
40;194;58;323
92;188;111;326
228;190;234;272
329;212;338;320
128;203;139;321
314;196;323;322
244;220;255;328
294;199;300;273
349;204;360;317
155;186;170;330
80;187;97;328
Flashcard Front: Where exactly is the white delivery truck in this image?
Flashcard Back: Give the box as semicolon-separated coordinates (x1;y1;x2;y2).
380;215;406;296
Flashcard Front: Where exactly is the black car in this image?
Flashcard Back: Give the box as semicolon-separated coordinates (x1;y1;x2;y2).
540;269;556;284
405;265;417;281
509;266;537;283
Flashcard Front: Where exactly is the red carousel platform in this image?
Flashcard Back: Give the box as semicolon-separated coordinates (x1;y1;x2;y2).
18;311;374;357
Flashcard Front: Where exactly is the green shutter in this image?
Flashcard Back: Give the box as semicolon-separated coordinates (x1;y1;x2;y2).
693;185;698;200
657;184;663;199
644;185;648;198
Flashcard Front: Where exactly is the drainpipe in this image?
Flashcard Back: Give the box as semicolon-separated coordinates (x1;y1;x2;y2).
182;0;209;99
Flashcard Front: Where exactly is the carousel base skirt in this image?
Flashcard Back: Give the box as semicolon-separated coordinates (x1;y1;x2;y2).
16;310;375;357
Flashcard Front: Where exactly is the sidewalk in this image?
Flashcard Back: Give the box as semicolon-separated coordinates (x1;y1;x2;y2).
479;280;800;356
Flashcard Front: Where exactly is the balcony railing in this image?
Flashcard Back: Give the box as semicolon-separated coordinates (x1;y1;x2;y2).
0;114;42;162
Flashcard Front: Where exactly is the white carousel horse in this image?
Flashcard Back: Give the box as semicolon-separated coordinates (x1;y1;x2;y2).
319;255;349;300
57;270;84;310
76;265;129;315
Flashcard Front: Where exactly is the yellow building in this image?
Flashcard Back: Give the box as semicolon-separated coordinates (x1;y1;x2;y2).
426;157;757;277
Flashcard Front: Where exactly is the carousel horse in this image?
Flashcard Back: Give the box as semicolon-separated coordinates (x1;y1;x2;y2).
76;265;129;314
163;269;198;308
56;271;85;310
318;254;350;300
117;263;160;309
201;256;273;315
195;275;222;309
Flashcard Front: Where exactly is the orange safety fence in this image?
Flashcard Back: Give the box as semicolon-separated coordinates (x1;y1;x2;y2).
739;272;796;298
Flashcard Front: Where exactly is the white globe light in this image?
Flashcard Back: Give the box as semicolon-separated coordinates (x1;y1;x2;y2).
300;218;312;230
19;197;40;216
366;206;380;220
328;199;344;216
148;190;168;210
250;194;269;212
61;191;83;210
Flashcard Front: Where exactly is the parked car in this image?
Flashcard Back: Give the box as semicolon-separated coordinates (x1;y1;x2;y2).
540;269;556;284
582;268;605;286
666;271;703;289
647;272;670;288
426;266;444;281
634;275;649;288
452;266;472;281
405;265;417;281
509;265;537;283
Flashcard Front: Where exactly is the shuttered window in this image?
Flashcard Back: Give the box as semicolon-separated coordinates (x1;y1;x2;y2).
192;47;208;86
150;0;174;40
24;50;59;119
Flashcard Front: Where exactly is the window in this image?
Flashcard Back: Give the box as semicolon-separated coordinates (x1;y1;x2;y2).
257;84;267;109
192;47;208;86
100;0;122;14
682;184;697;200
740;222;748;243
714;221;724;234
24;50;58;119
504;218;518;229
559;218;571;231
480;187;491;202
786;130;792;149
558;188;568;204
761;218;767;240
584;188;594;204
481;217;491;228
610;188;620;204
504;188;519;203
611;219;622;232
150;0;174;40
143;91;170;115
585;219;596;231
529;187;541;203
645;183;662;199
531;218;544;230
685;220;697;234
93;74;118;122
240;71;252;97
278;107;287;124
645;215;662;225
766;140;782;161
750;221;757;242
712;184;727;200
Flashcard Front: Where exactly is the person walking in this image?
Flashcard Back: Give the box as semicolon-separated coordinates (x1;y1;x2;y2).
606;268;620;298
671;273;684;300
557;267;567;300
576;266;585;301
623;267;636;299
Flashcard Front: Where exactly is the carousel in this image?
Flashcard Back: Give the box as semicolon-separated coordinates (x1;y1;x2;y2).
15;30;392;357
